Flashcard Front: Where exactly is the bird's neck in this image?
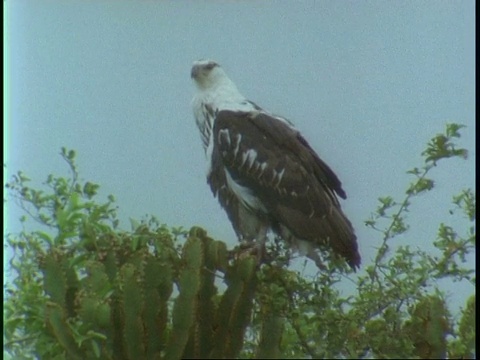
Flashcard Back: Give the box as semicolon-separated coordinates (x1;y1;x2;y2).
207;76;243;98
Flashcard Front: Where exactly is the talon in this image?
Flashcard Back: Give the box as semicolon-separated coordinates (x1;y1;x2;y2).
230;242;270;266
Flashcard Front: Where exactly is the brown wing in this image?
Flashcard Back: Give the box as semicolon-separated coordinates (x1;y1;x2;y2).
213;110;360;269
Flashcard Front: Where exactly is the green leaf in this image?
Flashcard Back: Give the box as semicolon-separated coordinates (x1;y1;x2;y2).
445;123;466;138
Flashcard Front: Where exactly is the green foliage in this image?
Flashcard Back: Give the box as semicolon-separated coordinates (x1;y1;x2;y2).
448;294;476;359
4;124;475;359
5;150;258;360
403;294;450;359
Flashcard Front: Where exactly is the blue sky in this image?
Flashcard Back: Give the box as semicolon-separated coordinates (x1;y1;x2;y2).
5;1;475;313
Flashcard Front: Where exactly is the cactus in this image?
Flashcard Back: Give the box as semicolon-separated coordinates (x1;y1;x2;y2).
210;256;258;358
121;263;146;358
41;250;68;309
256;314;284;359
143;255;171;358
183;228;218;359
38;225;265;359
164;236;204;360
45;301;84;360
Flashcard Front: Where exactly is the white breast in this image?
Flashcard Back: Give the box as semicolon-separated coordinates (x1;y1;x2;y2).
192;86;258;177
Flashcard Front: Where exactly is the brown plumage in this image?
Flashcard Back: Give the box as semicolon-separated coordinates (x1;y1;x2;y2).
209;110;360;269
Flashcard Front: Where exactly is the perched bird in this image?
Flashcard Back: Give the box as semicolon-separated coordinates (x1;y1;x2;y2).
191;59;360;270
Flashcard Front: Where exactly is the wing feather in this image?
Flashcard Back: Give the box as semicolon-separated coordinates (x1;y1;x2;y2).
213;110;360;268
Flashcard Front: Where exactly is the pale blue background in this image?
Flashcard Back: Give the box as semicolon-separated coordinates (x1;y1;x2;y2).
5;1;475;314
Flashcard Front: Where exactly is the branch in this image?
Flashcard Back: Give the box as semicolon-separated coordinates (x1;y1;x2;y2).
370;164;433;285
276;273;322;359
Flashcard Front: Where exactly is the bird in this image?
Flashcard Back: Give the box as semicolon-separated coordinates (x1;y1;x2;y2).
190;59;360;270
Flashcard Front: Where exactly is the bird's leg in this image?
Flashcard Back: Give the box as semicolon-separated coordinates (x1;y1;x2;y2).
229;238;270;266
306;249;327;271
231;239;261;260
249;240;268;264
251;227;272;265
229;225;270;265
228;239;254;261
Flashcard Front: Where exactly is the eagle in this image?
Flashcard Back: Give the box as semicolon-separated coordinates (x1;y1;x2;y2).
191;59;360;270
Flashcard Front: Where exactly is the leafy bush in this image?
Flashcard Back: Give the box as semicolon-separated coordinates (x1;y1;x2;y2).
4;124;475;359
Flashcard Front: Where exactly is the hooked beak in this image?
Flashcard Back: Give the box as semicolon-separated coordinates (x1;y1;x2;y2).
191;65;199;79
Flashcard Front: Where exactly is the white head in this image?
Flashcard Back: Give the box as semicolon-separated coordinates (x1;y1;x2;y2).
191;59;236;91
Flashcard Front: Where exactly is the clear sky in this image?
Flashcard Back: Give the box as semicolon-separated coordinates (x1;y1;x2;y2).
5;1;475;313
